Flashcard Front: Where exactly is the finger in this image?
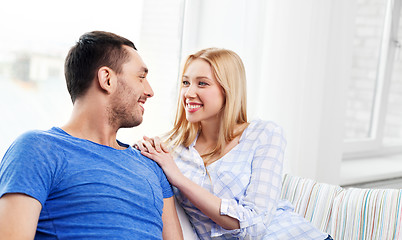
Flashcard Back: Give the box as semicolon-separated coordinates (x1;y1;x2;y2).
142;140;156;154
143;135;156;148
161;142;169;153
135;141;148;152
141;151;160;164
153;137;162;153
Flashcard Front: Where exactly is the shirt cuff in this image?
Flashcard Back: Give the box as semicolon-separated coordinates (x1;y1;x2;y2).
211;224;242;238
220;198;266;229
220;198;230;216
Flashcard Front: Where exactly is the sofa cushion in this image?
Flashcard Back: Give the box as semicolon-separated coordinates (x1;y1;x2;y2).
281;174;342;232
281;174;402;240
329;188;402;240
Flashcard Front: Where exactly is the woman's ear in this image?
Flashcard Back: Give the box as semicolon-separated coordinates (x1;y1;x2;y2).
97;66;116;94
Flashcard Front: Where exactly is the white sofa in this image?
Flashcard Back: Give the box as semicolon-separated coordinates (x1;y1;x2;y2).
177;174;402;240
281;174;402;240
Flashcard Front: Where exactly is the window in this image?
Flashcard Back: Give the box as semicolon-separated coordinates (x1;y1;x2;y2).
344;0;402;157
384;6;402;146
0;0;185;158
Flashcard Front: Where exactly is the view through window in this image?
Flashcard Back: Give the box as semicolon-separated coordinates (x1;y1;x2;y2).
0;0;184;158
345;0;402;155
345;0;388;140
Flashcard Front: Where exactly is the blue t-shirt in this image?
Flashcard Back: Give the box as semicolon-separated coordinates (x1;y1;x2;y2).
0;127;173;240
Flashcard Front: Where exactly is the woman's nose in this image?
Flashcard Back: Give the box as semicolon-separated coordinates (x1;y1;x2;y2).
184;85;196;98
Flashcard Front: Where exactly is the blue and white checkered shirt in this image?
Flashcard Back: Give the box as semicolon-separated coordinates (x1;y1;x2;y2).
173;120;328;239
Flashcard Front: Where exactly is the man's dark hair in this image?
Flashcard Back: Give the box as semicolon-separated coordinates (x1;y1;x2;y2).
64;31;136;103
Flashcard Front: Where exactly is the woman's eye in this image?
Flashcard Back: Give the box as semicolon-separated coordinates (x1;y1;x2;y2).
182;80;190;86
199;81;208;86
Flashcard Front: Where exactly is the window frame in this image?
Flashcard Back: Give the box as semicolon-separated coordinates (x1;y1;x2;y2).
344;0;402;158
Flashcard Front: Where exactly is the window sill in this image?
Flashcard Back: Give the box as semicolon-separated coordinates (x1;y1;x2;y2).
340;154;402;186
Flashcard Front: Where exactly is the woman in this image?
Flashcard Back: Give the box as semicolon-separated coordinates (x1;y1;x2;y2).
138;48;332;239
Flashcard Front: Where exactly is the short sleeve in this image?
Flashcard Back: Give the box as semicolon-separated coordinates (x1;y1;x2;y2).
0;131;57;206
157;167;173;199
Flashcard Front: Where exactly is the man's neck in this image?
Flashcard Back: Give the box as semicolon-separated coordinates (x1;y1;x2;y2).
62;102;125;150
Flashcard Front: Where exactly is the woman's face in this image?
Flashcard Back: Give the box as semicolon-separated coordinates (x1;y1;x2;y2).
181;59;225;124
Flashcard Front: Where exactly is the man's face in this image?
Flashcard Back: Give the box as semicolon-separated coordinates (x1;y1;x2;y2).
109;46;154;128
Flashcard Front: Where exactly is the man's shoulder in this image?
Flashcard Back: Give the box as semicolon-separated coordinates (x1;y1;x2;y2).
1;128;68;177
128;149;170;184
17;127;63;141
130;148;161;170
4;128;69;160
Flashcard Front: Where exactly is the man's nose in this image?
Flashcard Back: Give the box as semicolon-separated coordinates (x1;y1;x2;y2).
144;79;154;98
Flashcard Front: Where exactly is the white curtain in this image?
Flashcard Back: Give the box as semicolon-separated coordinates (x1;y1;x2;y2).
181;0;356;184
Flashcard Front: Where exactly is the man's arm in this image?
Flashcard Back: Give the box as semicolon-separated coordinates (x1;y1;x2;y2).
0;193;42;239
162;196;183;240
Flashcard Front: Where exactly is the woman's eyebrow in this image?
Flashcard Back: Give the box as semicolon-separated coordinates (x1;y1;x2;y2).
196;76;211;80
182;75;210;80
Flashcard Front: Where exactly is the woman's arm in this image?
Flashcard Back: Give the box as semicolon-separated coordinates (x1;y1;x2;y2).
211;125;286;237
139;137;240;230
139;124;286;237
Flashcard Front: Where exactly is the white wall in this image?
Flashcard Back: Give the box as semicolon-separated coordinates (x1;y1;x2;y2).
0;0;357;184
182;0;356;184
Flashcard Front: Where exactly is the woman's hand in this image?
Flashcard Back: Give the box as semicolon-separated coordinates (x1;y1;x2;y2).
135;136;168;153
136;136;184;187
136;137;240;230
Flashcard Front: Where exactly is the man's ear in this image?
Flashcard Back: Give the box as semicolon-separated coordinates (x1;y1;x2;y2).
97;66;116;94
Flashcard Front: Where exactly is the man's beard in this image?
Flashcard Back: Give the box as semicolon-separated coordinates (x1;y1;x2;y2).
108;104;143;129
108;78;143;129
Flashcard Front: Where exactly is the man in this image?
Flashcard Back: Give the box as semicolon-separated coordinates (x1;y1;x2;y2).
0;31;183;239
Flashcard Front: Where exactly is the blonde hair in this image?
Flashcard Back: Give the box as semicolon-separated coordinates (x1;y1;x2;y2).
166;48;248;162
